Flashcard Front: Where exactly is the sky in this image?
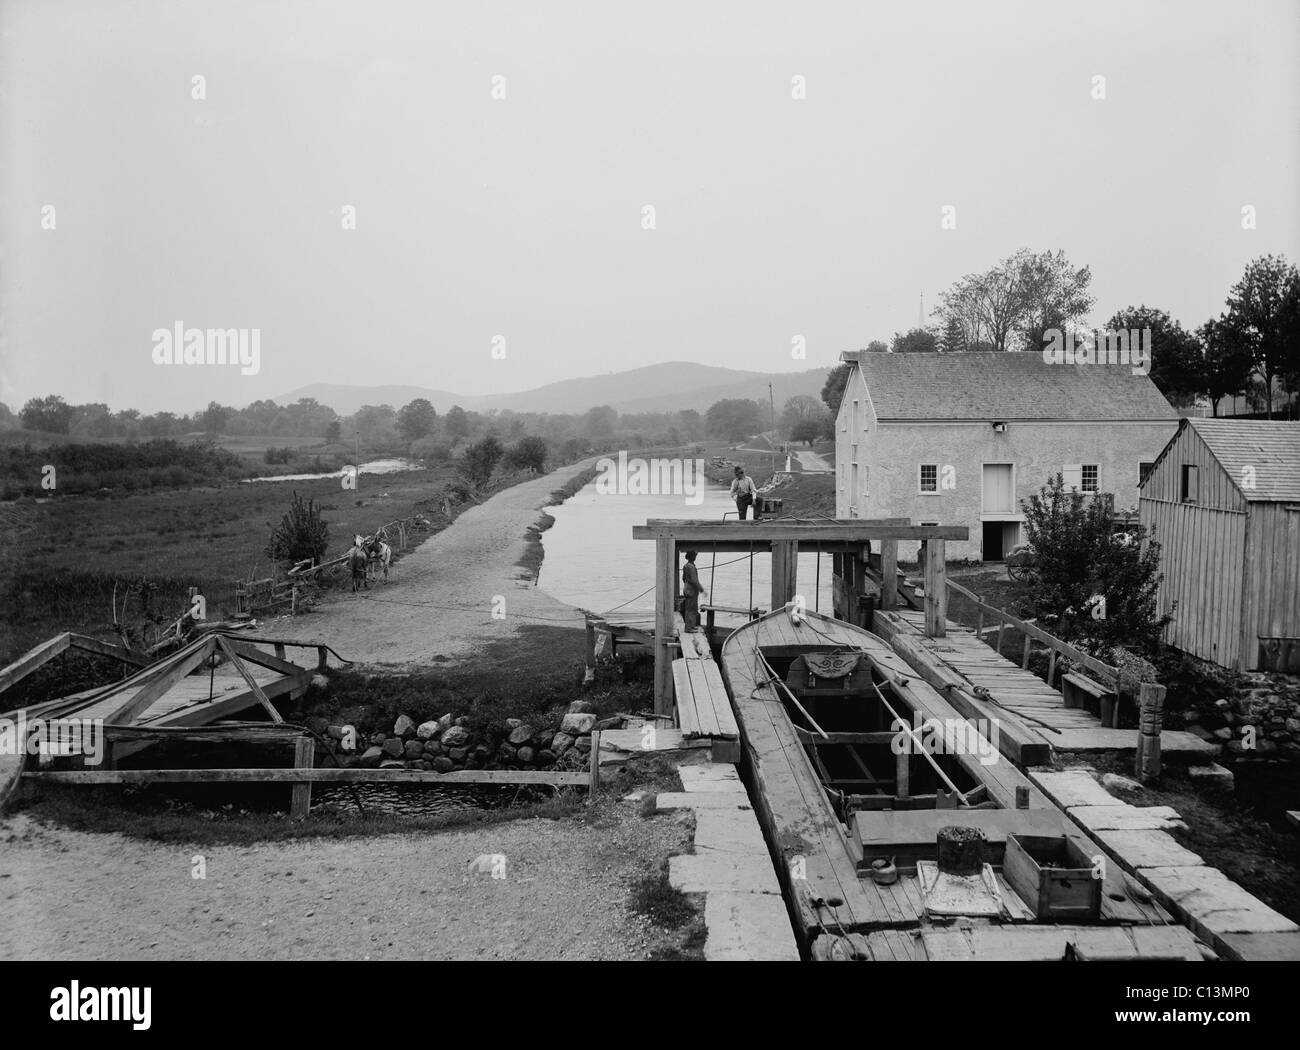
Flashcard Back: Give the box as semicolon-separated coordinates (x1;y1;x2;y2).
1;0;1298;414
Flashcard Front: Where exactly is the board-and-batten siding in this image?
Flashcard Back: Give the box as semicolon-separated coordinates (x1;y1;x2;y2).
1243;501;1300;663
1142;497;1247;668
1140;425;1248;668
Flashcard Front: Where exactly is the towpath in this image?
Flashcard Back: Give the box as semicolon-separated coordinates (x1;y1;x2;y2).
260;458;597;669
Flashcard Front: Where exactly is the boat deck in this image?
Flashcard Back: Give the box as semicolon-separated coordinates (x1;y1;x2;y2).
719;608;1173;950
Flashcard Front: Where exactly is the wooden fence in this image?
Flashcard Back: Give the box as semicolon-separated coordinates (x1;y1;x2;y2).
237;514;434;615
945;577;1122;696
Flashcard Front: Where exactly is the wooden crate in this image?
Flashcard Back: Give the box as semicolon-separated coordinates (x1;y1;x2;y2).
1003;834;1101;922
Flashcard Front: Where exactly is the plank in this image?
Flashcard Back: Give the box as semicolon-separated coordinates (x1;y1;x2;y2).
0;633;72;698
684;659;721;737
1048;728;1219;756
672;660;702;735
1092;829;1205;870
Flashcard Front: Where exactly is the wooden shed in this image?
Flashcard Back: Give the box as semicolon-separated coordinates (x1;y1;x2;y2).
1139;418;1300;672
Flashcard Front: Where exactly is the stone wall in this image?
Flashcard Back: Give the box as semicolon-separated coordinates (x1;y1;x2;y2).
309;700;621;773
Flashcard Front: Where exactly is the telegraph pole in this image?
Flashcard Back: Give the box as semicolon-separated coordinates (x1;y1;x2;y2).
769;383;777;474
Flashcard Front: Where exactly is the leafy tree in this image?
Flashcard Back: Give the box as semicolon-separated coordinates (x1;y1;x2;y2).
863;339;890;354
583;405;618;440
200;400;231;435
891;328;939;354
1105;305;1202;407
265;491;330;567
396;398;437;442
821;362;853;419
1196;316;1254;416
19;395;73;433
1224;254;1300;418
1015;250;1095;352
780;394;827;437
705;398;765;442
444;405;471;442
459;434;504;488
324;420;341;444
0;401;17;429
503;435;547;472
1020;474;1171;657
791;419;822;445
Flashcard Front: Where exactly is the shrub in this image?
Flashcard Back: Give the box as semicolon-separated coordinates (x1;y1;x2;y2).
459;435;504;489
1021;474;1171;657
265;490;330;567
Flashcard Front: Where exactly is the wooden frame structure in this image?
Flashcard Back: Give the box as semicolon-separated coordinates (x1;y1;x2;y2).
631;519;968;717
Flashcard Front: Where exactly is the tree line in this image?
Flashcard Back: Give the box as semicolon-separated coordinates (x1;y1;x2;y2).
820;252;1300;420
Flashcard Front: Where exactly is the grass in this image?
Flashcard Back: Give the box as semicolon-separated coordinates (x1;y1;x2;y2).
628;865;698;929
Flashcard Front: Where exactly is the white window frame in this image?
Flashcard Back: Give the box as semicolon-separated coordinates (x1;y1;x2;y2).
1081;464;1099;493
918;463;939;495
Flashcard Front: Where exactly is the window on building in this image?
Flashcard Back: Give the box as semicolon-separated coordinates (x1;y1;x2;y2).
1139;462;1154;486
919;464;938;493
1081;465;1099;492
1181;464;1199;503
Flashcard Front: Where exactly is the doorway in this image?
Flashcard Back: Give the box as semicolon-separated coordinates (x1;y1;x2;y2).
982;523;1006;561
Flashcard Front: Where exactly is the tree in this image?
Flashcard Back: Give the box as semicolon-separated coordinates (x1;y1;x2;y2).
396;398;437;442
19;395;73;433
1197;316;1255;416
1106;305;1202;407
863;339;890;354
891;328;939;354
705;398;765;442
1015;250;1095;352
938;316;966;354
791;419;822;445
503;435;547;472
459;434;504;488
1020;474;1171;657
0;402;17;430
934;248;1093;353
200;400;231;435
444;405;471;442
780;395;827;437
821;362;853;419
583;405;618;440
324;420;341;444
1224;254;1300;418
265;491;330;567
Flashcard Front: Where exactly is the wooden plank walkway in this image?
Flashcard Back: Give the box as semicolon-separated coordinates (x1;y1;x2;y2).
875;609;1218;761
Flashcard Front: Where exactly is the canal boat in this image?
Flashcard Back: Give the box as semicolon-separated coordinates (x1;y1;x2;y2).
718;604;1208;961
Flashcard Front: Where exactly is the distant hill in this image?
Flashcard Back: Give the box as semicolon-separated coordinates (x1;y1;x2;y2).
274;362;832;416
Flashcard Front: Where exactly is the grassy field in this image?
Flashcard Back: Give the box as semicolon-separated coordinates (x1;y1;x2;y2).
0;464;477;667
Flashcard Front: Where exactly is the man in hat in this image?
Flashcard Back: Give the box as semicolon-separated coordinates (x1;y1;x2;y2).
681;549;703;632
730;465;757;520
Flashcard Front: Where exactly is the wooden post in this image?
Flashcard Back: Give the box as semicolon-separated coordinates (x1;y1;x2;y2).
771;540;798;612
995;613;1005;656
1021;635;1032;670
923;537;946;637
654;536;676;719
1015;786;1029;810
1135;683;1167;782
291;735;314;819
1047;650;1058;689
895;745;909;799
589;729;601;797
317;646;328;673
881;539;898;611
274;642;286;661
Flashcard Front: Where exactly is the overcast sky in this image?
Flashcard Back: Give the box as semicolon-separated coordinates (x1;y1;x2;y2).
2;0;1297;414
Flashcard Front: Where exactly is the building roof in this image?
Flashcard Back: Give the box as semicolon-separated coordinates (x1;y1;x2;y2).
1186;418;1300;502
840;350;1178;422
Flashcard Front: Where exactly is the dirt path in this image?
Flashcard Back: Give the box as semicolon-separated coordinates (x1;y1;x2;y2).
794;449;833;472
0;807;694;960
260;459;597;669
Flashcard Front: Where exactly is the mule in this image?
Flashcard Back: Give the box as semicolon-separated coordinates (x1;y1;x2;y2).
367;537;393;583
348;543;369;592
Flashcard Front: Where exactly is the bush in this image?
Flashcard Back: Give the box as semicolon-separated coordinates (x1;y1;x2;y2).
264;490;330;567
502;436;547;473
459;435;504;489
1021;474;1172;657
410;436;453;462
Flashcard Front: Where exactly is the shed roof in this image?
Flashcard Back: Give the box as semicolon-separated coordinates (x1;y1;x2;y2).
840;350;1177;421
1185;418;1300;502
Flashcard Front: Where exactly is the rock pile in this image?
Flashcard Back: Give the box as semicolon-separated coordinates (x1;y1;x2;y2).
327;700;624;773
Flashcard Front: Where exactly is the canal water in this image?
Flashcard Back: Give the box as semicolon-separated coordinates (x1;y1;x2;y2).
245;457;423;483
538;478;834;623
